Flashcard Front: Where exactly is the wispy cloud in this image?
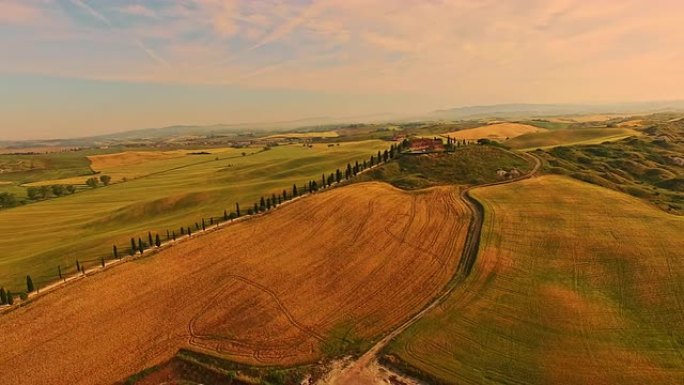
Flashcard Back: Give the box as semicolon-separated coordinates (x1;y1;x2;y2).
3;0;684;138
0;0;45;25
116;4;158;19
70;0;171;68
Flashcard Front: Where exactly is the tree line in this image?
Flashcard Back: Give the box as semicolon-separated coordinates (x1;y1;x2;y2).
0;175;114;212
0;142;407;306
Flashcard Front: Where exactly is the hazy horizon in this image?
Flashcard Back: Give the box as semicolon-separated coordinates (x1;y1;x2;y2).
2;0;684;140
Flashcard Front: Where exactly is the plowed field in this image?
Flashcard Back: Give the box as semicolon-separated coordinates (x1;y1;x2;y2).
0;182;470;385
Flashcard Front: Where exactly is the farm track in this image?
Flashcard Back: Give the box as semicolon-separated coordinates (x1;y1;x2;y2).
316;152;541;385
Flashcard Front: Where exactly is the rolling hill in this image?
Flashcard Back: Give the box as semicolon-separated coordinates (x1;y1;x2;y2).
0;182;471;385
386;175;684;385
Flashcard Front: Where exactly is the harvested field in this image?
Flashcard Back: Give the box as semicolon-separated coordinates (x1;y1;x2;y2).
506;127;638;150
0;182;470;385
88;150;186;170
440;122;544;141
263;131;339;139
387;175;684;385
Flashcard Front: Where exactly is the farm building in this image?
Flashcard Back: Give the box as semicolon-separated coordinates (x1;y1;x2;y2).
496;168;522;179
409;137;445;153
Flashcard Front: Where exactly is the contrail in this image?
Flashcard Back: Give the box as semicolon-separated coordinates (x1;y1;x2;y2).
70;0;171;68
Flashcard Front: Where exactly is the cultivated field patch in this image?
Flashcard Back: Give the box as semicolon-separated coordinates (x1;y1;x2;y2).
440;122;545;141
0;182;470;385
386;175;684;385
0;141;389;290
263;131;339;139
506;127;638;150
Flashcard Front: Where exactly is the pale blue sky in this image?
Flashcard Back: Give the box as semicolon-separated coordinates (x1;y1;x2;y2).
1;0;683;140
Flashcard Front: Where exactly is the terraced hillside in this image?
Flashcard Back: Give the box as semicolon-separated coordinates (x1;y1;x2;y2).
0;182;470;385
387;175;684;385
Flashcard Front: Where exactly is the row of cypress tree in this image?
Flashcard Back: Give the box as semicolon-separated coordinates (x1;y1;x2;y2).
3;142;405;306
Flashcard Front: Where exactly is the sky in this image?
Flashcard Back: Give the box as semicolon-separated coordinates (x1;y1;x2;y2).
1;0;683;140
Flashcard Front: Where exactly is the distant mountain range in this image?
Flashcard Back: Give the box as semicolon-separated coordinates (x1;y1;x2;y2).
428;101;684;120
2;101;683;148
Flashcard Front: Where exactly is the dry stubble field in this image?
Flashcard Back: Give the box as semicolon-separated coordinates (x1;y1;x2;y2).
0;182;470;385
387;175;684;385
440;122;545;141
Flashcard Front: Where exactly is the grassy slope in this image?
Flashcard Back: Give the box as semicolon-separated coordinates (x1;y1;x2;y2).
537;122;684;215
507;127;637;150
0;141;388;290
387;175;684;385
358;146;530;189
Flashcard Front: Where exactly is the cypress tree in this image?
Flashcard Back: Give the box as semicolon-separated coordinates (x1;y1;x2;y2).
0;287;6;305
6;290;13;305
346;163;352;179
130;238;136;256
383;149;389;162
282;189;288;201
236;202;241;217
292;184;298;197
180;227;185;235
389;146;395;158
260;196;266;211
76;260;81;273
266;198;271;210
101;257;105;268
166;230;170;240
224;210;228;221
247;207;254;215
138;238;144;254
195;222;199;230
202;219;206;231
271;193;277;206
113;245;118;259
336;169;342;183
370;155;375;166
322;174;326;188
148;232;153;246
377;150;382;163
210;217;214;225
363;160;367;169
253;202;259;213
58;265;63;281
172;231;176;241
155;234;161;247
187;227;192;236
26;275;34;292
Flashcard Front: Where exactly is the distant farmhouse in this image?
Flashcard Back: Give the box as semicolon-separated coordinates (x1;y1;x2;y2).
408;137;445;153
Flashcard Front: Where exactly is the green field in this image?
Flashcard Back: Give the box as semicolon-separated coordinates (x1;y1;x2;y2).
0;140;389;291
386;175;684;385
506;127;638;150
537;133;684;214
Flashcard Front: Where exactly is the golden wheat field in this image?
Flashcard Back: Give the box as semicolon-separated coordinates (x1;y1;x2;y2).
387;175;684;385
440;122;545;141
0;182;470;385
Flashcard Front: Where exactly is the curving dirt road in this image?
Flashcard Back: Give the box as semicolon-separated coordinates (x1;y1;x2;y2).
315;152;542;385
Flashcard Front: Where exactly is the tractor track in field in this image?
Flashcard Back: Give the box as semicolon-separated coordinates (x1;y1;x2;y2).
315;151;541;385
